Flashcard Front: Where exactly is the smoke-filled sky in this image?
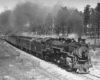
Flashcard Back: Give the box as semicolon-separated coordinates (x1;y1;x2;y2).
0;0;100;13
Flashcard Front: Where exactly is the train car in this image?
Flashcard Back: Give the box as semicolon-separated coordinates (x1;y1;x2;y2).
12;35;18;46
16;36;37;49
30;37;56;58
31;38;42;56
18;37;30;50
6;35;17;46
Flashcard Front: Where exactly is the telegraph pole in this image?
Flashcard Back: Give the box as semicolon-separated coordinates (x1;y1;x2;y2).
52;19;54;35
94;26;96;51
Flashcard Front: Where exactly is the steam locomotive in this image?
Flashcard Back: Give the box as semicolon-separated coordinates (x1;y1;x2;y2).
5;34;92;73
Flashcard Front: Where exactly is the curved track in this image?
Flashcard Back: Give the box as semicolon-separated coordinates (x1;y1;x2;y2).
78;73;100;80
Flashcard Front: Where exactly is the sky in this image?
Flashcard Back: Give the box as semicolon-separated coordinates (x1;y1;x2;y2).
0;0;100;13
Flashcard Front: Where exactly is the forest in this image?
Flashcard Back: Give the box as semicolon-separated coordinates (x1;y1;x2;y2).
0;1;100;37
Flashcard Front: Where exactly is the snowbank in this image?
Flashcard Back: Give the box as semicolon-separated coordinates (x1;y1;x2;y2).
90;48;100;60
68;33;78;38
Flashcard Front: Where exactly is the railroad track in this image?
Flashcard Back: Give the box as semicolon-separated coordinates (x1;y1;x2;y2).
79;73;100;80
89;73;100;78
95;67;100;70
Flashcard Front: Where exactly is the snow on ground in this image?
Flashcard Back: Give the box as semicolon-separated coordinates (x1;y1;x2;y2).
6;42;85;80
89;48;100;77
89;61;100;77
89;48;100;60
0;41;59;80
67;33;78;39
21;32;78;38
86;38;100;45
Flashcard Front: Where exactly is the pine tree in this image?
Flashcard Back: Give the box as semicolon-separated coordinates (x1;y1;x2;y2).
83;5;90;35
55;7;69;35
95;3;100;37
